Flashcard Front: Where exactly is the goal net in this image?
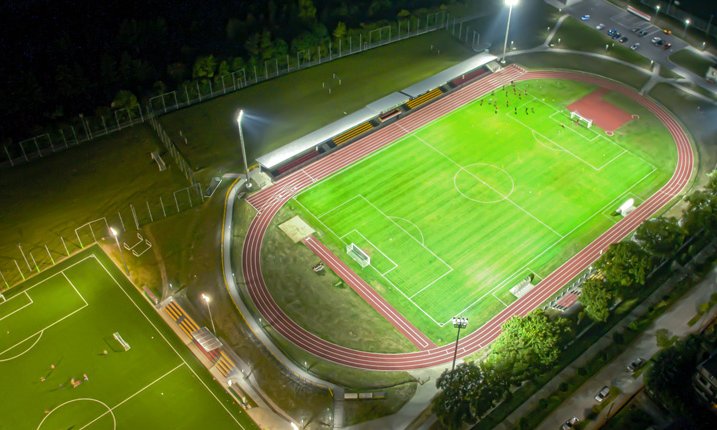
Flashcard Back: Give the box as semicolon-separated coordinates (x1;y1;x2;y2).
113;332;131;351
570;111;593;128
346;243;371;268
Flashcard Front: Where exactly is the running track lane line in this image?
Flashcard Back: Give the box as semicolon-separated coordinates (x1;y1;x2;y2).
238;67;693;370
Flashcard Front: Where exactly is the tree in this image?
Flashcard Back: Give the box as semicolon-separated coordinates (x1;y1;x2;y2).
333;21;347;42
594;241;653;289
111;90;138;110
259;30;275;61
490;310;573;375
682;190;717;236
635;216;685;258
580;278;615;322
192;55;217;80
432;362;506;429
297;0;317;23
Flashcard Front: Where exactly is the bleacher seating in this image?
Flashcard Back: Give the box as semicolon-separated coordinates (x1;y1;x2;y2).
164;301;200;338
215;350;237;377
405;87;444;110
332;121;374;146
449;68;488;87
275;149;321;175
379;108;401;122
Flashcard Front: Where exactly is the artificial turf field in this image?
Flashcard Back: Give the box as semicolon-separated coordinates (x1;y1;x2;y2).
0;247;255;430
292;78;677;342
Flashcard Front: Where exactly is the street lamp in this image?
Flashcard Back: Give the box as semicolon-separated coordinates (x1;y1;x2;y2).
109;227;129;275
201;293;216;334
683;18;691;38
501;0;519;64
235;110;252;189
451;316;468;372
654;5;661;23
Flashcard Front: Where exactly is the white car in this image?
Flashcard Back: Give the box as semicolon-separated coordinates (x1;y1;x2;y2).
561;417;579;430
630;43;640;50
596;23;605;30
595;385;610;402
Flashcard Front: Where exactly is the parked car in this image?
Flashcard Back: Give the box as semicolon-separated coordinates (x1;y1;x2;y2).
561;417;580;430
664;42;672;50
630;42;640;50
651;36;663;45
596;23;606;30
608;28;618;36
663;28;672;35
581;14;591;21
619;36;629;43
595;386;610;402
627;357;645;372
638;29;649;36
632;27;641;33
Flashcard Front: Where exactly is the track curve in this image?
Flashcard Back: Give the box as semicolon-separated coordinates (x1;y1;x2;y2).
239;66;694;371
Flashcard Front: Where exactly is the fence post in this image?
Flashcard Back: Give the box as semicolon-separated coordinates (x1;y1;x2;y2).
174;192;180;212
130;204;140;229
33;137;42;158
146;200;154;223
118;211;126;231
45;244;55;265
160;196;167;217
14;260;25;281
30;252;40;273
19;142;29;161
4;146;13;166
0;269;8;288
61;236;70;256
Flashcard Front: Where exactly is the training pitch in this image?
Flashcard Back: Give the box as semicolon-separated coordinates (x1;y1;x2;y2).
292;78;676;342
0;247;255;429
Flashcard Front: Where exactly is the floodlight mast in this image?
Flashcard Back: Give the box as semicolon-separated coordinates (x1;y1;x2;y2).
202;293;216;334
109;227;129;275
501;0;519;64
236;110;252;189
451;316;468;372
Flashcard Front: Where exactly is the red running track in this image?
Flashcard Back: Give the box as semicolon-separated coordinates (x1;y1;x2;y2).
241;66;694;371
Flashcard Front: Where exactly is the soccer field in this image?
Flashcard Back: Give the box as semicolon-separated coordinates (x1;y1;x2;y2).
293;78;676;342
0;248;255;429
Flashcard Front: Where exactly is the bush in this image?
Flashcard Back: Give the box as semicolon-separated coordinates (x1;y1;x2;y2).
559;382;568;392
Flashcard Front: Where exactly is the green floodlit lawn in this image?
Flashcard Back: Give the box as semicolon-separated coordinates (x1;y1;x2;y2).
159;30;473;178
669;49;715;77
293;79;676;344
0;248;255;430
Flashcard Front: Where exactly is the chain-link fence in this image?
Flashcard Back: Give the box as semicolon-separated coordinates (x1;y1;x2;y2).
147;116;197;185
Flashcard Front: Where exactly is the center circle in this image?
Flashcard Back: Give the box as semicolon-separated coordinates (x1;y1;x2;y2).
453;163;515;203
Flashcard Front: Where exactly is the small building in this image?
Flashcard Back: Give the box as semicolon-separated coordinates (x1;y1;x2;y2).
693;349;717;411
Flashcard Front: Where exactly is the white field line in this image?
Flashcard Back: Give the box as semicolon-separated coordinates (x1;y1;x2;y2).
61;272;88;307
78;363;185;430
440;165;658;325
0;291;33;322
294;197;446;326
389;216;426;245
396;124;565;239
317;194;363;219
0;274;88;358
92;255;247;429
0;331;43;362
492;292;509;307
341;229;399;273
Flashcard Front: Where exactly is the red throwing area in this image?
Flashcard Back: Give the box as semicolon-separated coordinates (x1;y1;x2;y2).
567;88;633;133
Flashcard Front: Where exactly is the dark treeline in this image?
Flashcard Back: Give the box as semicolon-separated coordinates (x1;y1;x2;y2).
0;0;474;142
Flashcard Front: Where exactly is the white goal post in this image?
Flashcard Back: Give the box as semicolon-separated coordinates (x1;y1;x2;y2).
113;332;131;351
570;111;593;128
346;243;371;268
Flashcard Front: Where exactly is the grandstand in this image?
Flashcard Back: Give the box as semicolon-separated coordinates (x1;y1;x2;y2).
255;52;497;176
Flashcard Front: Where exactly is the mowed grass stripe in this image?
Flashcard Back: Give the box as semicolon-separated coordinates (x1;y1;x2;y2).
296;79;675;340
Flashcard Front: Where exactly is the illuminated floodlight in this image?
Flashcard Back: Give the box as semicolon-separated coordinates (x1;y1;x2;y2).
505;0;519;6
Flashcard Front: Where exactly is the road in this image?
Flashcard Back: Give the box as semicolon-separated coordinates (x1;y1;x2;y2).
538;255;717;430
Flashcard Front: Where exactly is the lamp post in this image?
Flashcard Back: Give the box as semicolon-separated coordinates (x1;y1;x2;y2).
501;0;519;64
451;316;468;372
654;5;661;23
236;110;252;189
109;227;129;275
683;18;690;38
202;293;216;334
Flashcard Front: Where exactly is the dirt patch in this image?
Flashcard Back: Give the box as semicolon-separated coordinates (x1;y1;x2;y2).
279;216;315;243
567;88;634;133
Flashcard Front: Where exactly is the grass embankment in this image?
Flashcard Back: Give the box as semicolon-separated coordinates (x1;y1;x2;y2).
670;49;716;77
0;125;187;289
159;30;474;180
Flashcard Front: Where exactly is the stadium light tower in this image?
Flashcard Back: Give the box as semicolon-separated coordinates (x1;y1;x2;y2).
451;316;468;372
201;293;216;334
683;18;691;37
236;110;252;189
501;0;519;64
109;227;129;275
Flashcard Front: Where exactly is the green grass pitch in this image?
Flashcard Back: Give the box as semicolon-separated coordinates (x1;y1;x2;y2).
0;247;256;429
292;79;676;344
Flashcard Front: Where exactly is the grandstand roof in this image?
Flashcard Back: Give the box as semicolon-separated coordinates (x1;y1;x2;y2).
365;92;411;115
192;327;223;352
256;52;498;171
400;52;498;98
256;108;375;170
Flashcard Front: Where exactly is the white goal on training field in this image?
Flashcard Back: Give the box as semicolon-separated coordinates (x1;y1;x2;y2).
570;111;593;128
346;243;371;268
113;332;131;351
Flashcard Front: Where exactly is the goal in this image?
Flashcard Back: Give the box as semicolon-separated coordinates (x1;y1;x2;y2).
346;243;371;268
113;332;131;351
570;111;593;128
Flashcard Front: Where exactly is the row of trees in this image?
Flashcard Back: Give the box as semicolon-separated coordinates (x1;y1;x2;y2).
1;0;476;142
582;173;717;322
432;172;717;428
